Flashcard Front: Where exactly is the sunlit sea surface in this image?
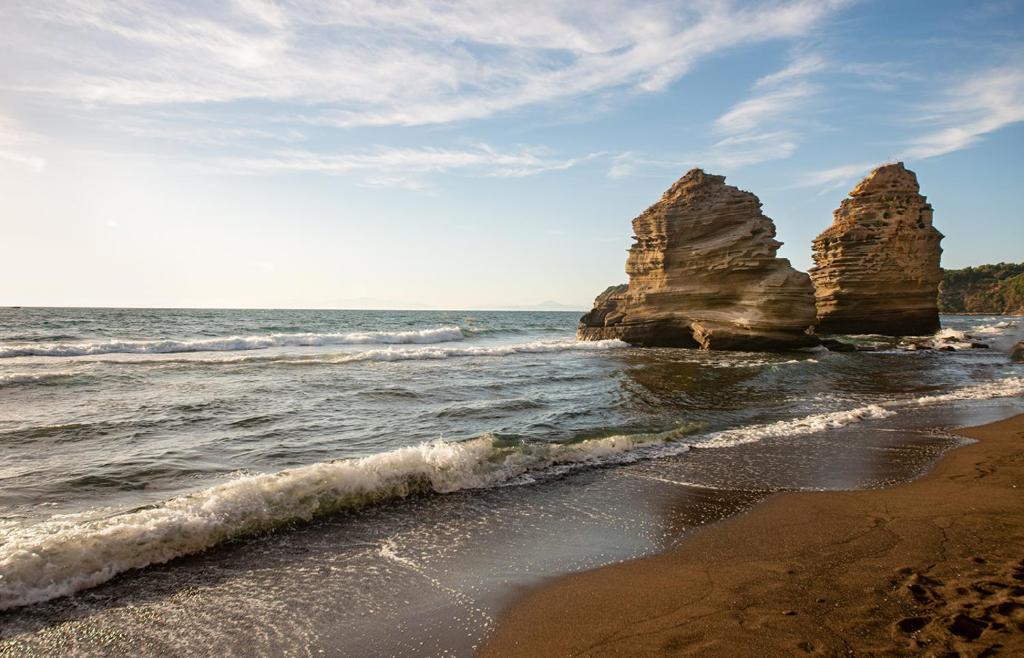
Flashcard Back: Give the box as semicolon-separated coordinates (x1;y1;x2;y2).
1;307;1022;655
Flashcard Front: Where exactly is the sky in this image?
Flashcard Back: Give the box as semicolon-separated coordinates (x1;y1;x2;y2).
1;0;1022;310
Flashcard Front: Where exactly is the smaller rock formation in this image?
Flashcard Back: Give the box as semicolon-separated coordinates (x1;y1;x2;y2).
578;169;817;350
810;163;943;336
1012;341;1024;362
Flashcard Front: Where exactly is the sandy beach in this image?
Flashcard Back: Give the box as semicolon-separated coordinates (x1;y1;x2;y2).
482;413;1024;657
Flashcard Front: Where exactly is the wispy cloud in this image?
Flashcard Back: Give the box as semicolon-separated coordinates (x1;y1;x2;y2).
706;52;827;169
606;130;801;179
5;1;849;130
714;81;818;136
796;161;879;192
608;51;826;178
904;67;1024;159
800;64;1024;191
0;114;46;172
753;54;828;89
209;143;593;188
606;152;689;179
707;131;800;169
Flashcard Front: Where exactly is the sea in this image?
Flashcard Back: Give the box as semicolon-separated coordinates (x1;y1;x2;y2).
1;307;1022;656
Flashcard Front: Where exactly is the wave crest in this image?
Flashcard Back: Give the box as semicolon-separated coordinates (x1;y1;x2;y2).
2;375;1021;611
0;425;691;611
0;370;82;387
0;326;466;358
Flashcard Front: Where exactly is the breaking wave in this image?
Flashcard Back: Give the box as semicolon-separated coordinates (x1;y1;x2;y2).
322;339;627;363
2;375;1022;611
0;370;82;387
60;338;630;366
0;327;466;358
968;320;1017;336
700;405;896;448
0;425;694;611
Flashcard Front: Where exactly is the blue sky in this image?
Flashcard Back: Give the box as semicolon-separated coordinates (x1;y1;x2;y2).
1;0;1021;309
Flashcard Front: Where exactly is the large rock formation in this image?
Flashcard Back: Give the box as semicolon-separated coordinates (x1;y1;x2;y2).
578;169;818;350
810;163;943;335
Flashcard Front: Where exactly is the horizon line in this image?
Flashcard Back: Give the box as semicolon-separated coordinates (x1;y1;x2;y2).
1;305;587;312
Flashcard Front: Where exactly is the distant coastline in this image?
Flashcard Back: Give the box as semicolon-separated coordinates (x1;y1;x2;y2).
939;262;1024;315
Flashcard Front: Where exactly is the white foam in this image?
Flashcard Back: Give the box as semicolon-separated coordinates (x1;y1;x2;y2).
701;405;896;448
2;374;1021;611
701;377;1024;450
0;326;466;358
931;320;1020;349
701;376;1024;449
79;338;630;366
0;424;688;611
969;320;1017;336
0;370;80;386
897;376;1024;406
324;339;628;364
934;328;970;342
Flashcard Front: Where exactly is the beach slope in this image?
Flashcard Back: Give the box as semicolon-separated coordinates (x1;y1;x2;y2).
481;414;1024;657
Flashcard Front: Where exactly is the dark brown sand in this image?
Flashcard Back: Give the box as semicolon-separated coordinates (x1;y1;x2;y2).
481;414;1024;657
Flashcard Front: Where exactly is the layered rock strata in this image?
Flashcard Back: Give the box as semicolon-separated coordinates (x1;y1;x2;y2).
810;163;943;336
578;169;817;350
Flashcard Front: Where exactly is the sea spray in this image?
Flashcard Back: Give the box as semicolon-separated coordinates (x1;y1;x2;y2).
700;377;1024;449
700;405;896;448
0;425;695;610
0;370;83;387
4;338;630;366
2;375;1022;611
0;326;466;358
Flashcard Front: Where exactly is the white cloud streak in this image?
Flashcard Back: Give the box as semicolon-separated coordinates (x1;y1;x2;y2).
753;53;828;88
0;114;46;172
606;129;801;179
607;49;835;178
801;65;1024;191
904;67;1024;159
714;80;818;135
210;143;593;188
797;161;878;192
4;1;849;128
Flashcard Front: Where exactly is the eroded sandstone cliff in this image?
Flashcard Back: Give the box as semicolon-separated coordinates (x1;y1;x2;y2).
810;163;943;336
578;169;817;350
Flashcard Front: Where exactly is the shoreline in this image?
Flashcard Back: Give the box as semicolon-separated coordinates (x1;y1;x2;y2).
481;413;1024;657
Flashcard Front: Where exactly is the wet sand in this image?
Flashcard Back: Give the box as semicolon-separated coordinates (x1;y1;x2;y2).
481;414;1024;657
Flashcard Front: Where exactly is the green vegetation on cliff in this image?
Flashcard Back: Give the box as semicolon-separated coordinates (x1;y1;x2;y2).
939;263;1024;314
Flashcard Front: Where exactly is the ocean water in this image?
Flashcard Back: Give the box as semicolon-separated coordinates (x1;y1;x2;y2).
1;307;1022;655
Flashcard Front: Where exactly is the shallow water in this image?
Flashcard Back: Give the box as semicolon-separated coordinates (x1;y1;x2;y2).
1;308;1022;655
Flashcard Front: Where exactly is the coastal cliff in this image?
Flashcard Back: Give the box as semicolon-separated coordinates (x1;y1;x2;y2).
810;163;943;335
939;263;1024;315
578;169;817;350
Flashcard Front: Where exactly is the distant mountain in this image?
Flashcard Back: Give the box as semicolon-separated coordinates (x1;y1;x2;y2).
494;301;586;312
532;300;585;310
939;263;1024;314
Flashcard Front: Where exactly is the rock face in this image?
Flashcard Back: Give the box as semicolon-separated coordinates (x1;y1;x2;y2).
578;169;818;350
810;163;943;335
